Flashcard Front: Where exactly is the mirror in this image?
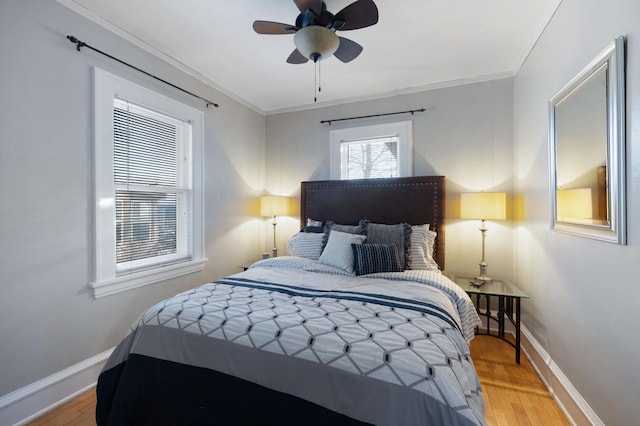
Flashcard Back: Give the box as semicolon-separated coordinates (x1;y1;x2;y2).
549;36;626;244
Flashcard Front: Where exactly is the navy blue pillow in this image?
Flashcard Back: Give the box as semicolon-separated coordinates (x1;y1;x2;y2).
300;226;324;233
351;243;402;276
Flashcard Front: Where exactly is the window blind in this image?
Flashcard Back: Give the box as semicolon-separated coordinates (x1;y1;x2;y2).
113;98;193;273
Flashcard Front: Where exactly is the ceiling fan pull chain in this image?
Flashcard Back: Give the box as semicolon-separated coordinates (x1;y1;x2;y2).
314;61;318;102
313;61;323;103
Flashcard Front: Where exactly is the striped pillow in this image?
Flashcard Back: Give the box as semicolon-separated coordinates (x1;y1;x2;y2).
286;232;324;260
351;243;402;276
408;225;439;270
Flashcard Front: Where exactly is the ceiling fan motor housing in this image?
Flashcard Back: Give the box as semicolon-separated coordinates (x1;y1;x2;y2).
295;2;335;28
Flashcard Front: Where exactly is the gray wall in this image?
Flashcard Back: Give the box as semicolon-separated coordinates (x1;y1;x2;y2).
265;79;515;279
514;0;640;424
0;0;265;396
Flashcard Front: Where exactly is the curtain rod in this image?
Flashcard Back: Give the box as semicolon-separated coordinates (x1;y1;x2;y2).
320;108;426;125
66;35;219;108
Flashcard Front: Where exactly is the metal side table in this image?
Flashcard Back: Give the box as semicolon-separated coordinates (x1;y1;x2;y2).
452;274;529;363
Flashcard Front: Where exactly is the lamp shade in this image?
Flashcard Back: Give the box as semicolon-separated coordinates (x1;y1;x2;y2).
461;192;506;220
294;26;339;62
557;188;592;219
260;195;290;217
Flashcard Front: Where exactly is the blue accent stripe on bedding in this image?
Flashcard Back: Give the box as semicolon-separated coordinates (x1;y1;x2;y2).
218;277;461;333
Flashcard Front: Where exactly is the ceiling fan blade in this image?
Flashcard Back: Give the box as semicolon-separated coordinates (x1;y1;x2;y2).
286;49;309;64
253;20;297;35
293;0;323;14
334;0;379;31
334;37;363;63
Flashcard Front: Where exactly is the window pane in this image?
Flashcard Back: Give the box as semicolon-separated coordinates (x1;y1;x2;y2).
342;137;399;179
116;191;178;265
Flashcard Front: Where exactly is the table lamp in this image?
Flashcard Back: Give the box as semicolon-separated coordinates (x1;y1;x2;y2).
461;192;506;283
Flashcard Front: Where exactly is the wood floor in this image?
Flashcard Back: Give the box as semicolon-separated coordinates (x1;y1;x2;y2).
470;335;569;425
26;335;569;426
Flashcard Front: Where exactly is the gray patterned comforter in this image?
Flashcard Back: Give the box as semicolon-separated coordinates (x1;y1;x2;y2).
99;257;485;425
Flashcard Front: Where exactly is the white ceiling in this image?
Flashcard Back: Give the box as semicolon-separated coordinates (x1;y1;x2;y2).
60;0;561;114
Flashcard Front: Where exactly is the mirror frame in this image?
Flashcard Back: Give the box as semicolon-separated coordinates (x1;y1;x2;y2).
549;36;626;244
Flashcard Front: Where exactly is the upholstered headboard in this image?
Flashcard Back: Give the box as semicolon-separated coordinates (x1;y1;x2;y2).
300;176;446;270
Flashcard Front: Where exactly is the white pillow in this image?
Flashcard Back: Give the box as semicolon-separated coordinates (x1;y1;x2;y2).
319;230;366;273
409;225;439;270
306;218;323;227
286;232;324;260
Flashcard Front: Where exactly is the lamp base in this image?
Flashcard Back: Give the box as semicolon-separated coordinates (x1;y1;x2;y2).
475;250;492;283
474;275;493;283
271;219;278;258
469;275;492;287
475;274;492;281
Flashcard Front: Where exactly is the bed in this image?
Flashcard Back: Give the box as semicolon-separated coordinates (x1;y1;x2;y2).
96;176;485;425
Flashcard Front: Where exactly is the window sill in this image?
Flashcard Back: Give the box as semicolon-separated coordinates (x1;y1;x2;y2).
90;258;208;299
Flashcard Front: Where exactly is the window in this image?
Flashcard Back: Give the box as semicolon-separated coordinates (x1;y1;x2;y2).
330;121;413;180
92;68;205;298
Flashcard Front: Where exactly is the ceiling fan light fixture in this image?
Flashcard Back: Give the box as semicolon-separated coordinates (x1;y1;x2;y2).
294;26;339;62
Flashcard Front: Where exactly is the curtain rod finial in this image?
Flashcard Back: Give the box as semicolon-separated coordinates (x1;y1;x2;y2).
66;35;86;51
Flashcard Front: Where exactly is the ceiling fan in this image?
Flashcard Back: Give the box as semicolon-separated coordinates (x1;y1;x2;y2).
253;0;379;64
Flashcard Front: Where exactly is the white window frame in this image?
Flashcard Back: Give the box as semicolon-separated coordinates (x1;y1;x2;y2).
330;121;413;180
91;68;206;298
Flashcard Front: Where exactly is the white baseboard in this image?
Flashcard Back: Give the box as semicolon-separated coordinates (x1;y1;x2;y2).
520;325;604;426
0;348;113;426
